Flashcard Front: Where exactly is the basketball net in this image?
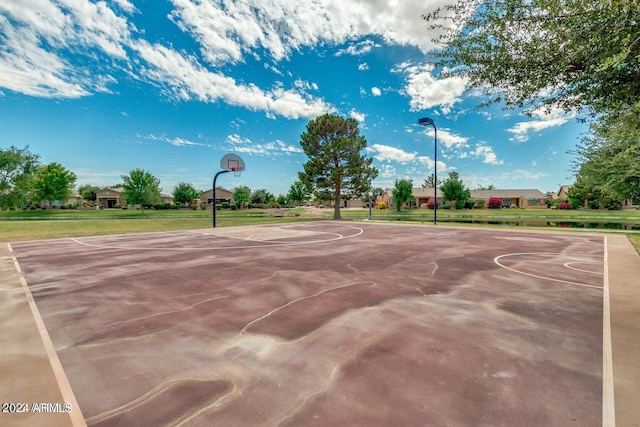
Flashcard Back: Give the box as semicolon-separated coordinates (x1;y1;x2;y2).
232;167;241;178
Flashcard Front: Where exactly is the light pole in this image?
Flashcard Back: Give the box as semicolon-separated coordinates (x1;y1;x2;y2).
418;117;437;225
212;170;230;228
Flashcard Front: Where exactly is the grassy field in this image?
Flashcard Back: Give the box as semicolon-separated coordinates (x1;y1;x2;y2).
1;206;639;252
0;208;321;242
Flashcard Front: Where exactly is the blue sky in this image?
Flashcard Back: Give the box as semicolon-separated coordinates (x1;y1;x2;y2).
0;0;585;197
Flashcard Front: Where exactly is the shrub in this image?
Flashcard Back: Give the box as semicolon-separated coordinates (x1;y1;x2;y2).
487;197;503;209
589;200;600;209
454;201;465;210
569;198;582;209
464;201;476;209
426;200;439;209
378;201;387;210
558;202;572;210
476;199;486;209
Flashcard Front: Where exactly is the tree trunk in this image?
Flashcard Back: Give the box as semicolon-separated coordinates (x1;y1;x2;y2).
333;187;341;219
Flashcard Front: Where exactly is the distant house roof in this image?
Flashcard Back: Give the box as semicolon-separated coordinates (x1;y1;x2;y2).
96;187;124;195
412;187;444;198
469;189;547;199
410;188;546;200
200;187;233;199
557;185;573;197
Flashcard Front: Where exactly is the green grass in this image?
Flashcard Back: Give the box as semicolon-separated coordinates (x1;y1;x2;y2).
0;208;321;243
1;207;639;253
340;207;640;222
628;234;640;254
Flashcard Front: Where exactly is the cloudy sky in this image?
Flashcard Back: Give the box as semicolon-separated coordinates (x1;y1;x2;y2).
0;0;585;196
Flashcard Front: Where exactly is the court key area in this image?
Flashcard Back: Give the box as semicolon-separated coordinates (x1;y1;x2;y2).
2;222;627;426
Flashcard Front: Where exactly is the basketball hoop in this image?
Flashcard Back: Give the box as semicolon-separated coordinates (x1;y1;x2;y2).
213;153;246;228
220;153;245;175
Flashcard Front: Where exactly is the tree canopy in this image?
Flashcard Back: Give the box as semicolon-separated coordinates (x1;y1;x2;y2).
425;0;640;204
440;172;471;204
298;113;378;219
121;169;161;213
424;0;640;114
392;178;414;211
78;184;100;202
173;182;199;206
32;162;77;209
233;185;251;208
287;180;311;206
250;188;274;205
0;145;40;208
422;173;444;189
571;112;640;204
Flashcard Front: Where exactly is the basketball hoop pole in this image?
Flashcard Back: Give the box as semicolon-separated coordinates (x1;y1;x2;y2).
213;169;230;228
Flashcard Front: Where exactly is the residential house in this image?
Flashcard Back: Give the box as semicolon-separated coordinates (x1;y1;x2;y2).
96;187;125;208
96;187;173;208
468;189;548;208
556;185;573;199
383;188;548;209
200;187;234;207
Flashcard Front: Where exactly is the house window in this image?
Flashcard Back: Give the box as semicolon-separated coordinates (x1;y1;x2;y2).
528;198;540;206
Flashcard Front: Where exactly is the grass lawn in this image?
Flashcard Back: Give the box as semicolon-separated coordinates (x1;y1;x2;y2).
1;206;639;253
0;208;321;243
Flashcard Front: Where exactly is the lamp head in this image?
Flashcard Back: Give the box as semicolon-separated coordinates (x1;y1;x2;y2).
418;117;434;126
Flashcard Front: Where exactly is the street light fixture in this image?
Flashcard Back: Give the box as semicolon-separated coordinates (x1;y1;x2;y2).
418;117;437;225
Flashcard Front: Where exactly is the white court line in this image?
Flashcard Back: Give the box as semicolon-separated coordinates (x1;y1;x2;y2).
493;252;604;290
8;244;87;427
239;281;373;336
70;225;364;251
602;237;615;426
494;248;615;425
564;262;604;274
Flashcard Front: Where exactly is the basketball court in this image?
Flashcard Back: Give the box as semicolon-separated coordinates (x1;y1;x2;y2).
2;221;639;426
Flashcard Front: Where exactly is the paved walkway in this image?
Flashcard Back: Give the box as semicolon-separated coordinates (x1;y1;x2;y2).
607;235;640;426
0;230;638;427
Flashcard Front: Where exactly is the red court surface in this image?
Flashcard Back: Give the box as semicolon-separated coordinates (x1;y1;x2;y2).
2;222;618;426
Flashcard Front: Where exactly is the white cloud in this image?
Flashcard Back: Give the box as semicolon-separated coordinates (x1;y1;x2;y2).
420;126;468;150
336;39;381;56
416;155;447;172
508;107;576;143
0;0;458;117
169;0;447;66
135;41;334;120
227;134;302;156
358;63;369;71
350;109;366;122
471;144;503;165
144;133;210;147
371;87;382;96
227;134;251;145
112;0;136;14
394;62;468;113
367;144;416;163
379;164;396;178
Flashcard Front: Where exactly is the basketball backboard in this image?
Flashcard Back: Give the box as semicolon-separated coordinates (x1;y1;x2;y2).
220;153;245;172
